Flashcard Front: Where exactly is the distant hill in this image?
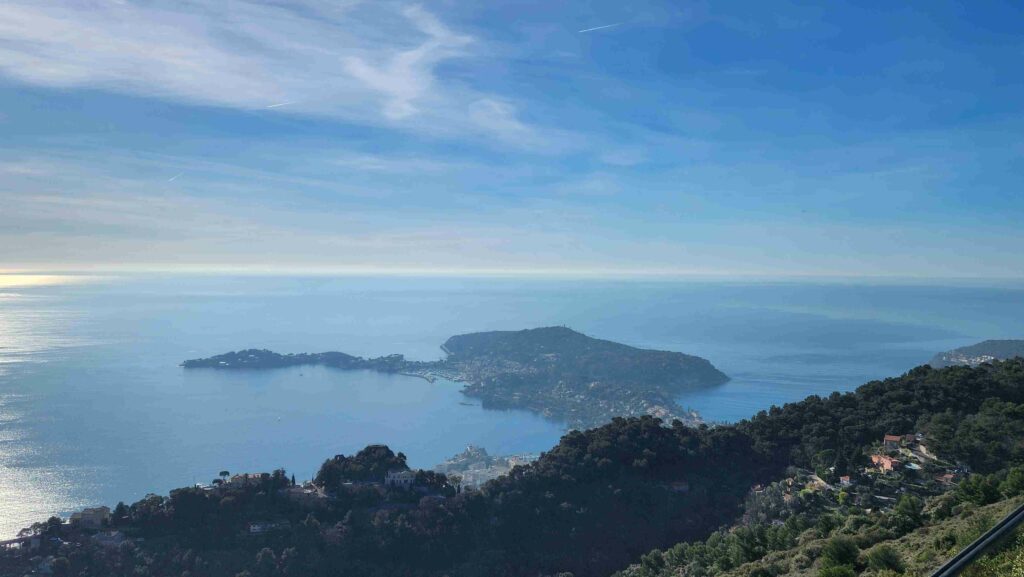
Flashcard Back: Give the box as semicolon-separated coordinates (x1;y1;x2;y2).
930;339;1024;368
443;327;726;390
183;326;729;429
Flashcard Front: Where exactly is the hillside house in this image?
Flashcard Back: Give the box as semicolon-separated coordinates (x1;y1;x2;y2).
882;433;917;451
280;483;326;507
70;506;110;530
92;531;127;549
248;520;290;535
871;454;901;472
385;469;416;489
669;481;690;493
227;473;263;489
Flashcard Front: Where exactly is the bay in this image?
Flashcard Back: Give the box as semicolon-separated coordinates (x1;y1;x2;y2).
1;274;1022;537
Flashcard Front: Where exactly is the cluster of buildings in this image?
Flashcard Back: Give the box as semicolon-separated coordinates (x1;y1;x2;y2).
867;433;926;474
868;432;962;486
434;445;538;489
743;431;967;516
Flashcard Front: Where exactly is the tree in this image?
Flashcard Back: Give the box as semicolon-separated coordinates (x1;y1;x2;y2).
639;550;666;575
958;474;1001;505
818;566;856;577
51;557;71;577
895;494;923;523
255;547;279;577
891;494;924;532
279;547;300;575
219;470;230;480
45;516;63;537
1000;466;1024;497
315;444;409;487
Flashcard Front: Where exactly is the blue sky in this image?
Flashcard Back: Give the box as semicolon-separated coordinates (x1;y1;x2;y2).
0;0;1022;277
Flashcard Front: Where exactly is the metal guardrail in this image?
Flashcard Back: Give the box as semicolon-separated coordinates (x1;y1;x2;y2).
929;501;1024;577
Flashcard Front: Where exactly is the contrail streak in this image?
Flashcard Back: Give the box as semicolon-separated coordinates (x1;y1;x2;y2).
578;23;621;33
265;101;296;109
167;172;183;182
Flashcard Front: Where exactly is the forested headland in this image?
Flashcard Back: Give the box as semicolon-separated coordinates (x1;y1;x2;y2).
182;327;729;428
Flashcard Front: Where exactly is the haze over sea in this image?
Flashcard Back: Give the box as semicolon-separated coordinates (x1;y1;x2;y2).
1;274;1022;537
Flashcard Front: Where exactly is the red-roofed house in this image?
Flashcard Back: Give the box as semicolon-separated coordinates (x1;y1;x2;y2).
871;454;901;472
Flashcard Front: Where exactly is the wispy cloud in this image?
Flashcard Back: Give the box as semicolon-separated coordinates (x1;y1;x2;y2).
2;148;1023;278
0;1;547;146
342;5;472;120
330;153;469;174
578;23;621;33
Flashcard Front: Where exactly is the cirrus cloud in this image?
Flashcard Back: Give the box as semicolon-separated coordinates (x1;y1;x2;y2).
0;1;556;147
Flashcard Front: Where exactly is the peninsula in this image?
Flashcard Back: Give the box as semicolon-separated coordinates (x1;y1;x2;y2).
929;339;1024;368
182;326;729;429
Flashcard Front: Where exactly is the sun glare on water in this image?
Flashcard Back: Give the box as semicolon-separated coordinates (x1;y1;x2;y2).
0;275;92;290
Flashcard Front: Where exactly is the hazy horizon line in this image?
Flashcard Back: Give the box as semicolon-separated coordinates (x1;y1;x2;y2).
2;266;1023;286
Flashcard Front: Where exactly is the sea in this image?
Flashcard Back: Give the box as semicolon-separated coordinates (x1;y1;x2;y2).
1;274;1022;537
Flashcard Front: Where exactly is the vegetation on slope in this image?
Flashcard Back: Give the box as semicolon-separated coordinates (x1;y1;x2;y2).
614;358;1024;577
5;360;1024;577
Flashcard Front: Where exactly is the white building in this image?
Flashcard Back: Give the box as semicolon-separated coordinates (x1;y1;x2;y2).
92;531;127;549
227;473;263;488
70;506;111;530
385;469;416;488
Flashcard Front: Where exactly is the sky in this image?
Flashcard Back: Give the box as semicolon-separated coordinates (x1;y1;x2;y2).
0;0;1022;278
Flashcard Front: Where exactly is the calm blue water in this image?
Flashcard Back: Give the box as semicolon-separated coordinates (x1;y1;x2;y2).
1;275;1022;537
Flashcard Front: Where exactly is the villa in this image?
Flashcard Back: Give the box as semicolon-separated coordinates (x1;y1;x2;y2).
871;454;901;472
227;473;264;488
69;506;111;530
385;469;417;488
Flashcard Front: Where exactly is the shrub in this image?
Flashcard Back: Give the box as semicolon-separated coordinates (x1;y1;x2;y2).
817;566;856;577
866;544;905;573
821;535;860;568
1000;466;1024;497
